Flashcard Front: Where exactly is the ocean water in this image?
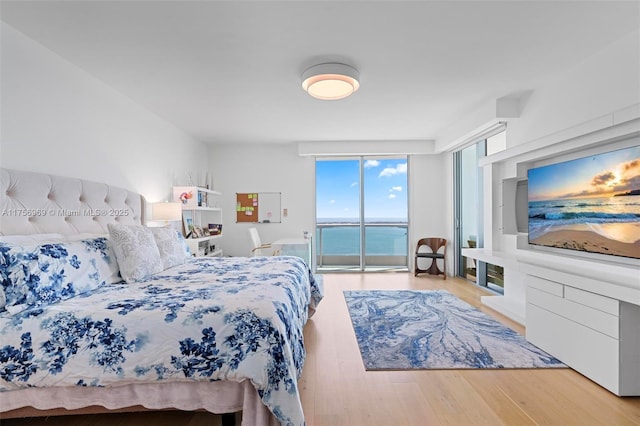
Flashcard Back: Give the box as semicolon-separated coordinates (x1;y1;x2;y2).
316;220;408;255
528;195;640;240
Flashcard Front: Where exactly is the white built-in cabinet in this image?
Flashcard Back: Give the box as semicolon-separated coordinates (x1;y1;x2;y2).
173;186;223;257
520;256;639;396
463;115;640;396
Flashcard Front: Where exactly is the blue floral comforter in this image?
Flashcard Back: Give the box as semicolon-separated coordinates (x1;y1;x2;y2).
0;255;323;426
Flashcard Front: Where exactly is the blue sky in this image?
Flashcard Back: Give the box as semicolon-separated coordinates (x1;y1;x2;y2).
528;145;640;201
316;158;408;220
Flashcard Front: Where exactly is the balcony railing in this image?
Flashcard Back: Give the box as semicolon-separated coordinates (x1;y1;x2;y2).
316;222;408;269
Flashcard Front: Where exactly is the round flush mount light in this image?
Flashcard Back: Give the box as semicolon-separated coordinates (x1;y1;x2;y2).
301;63;360;100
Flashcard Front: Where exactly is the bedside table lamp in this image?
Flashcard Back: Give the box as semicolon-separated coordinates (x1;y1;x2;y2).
152;201;182;225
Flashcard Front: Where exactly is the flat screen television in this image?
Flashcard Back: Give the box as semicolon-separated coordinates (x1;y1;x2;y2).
527;144;640;260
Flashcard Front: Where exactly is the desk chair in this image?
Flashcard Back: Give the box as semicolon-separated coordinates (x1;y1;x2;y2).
414;238;446;279
248;227;273;256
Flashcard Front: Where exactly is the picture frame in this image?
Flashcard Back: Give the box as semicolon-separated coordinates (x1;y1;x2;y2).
182;210;193;237
191;227;204;238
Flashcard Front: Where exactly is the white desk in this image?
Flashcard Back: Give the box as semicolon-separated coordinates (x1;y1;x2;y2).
272;237;313;270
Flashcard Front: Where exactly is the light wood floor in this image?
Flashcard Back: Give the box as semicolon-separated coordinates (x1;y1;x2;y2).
3;273;640;425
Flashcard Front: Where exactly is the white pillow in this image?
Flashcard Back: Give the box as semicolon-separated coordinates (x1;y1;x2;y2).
150;227;189;270
107;224;163;283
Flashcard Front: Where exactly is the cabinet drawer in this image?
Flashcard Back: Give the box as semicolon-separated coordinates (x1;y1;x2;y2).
526;275;563;297
565;286;619;316
526;303;620;395
527;287;619;339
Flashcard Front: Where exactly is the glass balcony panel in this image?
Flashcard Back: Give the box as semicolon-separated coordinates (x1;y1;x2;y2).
316;223;408;272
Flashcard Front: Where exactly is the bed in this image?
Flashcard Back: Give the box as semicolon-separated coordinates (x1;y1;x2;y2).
0;168;323;426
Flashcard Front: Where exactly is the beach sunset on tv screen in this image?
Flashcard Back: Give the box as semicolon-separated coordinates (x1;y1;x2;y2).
528;145;640;259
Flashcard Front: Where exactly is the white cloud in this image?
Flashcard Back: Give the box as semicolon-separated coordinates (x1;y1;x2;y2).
350;181;359;187
379;163;407;177
364;160;380;168
388;193;397;199
390;186;403;192
329;199;336;204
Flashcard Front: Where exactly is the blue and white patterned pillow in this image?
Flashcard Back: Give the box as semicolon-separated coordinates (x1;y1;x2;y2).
0;238;121;313
78;236;122;284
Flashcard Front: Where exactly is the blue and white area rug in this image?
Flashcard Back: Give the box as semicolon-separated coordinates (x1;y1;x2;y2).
344;290;565;370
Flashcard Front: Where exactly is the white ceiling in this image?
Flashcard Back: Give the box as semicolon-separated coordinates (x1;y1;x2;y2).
2;1;639;146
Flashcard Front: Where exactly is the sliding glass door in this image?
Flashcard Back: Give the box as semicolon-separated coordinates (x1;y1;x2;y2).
316;157;408;272
455;143;483;282
454;135;505;293
363;158;408;269
315;159;361;270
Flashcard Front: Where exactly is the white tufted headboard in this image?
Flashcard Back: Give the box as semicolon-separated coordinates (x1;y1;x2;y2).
0;168;145;236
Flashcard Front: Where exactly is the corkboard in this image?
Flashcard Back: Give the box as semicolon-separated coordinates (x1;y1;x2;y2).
236;192;281;223
236;193;259;223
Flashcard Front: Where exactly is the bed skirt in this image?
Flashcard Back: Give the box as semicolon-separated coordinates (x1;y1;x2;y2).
0;380;279;426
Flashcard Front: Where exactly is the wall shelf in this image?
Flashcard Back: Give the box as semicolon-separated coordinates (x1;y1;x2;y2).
460;248;517;269
173;186;223;257
187;206;221;212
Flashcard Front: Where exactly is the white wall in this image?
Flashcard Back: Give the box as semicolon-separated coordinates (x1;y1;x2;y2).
0;21;450;263
441;28;639;254
0;23;208;205
209;143;315;256
210;142;446;260
438;29;640;323
409;153;448;267
496;28;640;256
506;29;640;149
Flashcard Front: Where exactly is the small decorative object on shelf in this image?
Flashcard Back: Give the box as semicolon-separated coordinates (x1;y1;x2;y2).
208;224;222;235
196;239;209;257
197;191;209;207
179;190;193;204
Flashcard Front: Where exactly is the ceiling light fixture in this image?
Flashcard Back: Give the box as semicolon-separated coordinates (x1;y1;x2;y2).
301;63;360;100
